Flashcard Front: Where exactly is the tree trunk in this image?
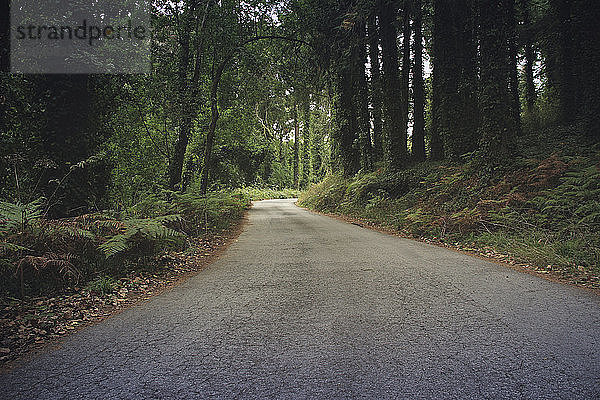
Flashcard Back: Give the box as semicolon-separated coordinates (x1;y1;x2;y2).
574;0;600;136
555;0;576;124
352;20;373;171
199;99;218;196
520;0;537;111
169;119;191;190
169;9;192;191
507;0;522;135
412;0;426;161
378;0;407;169
199;55;229;196
367;14;384;163
300;101;312;187
432;0;479;161
430;8;444;161
333;62;361;177
401;0;411;155
478;0;517;166
0;0;9;72
293;103;299;188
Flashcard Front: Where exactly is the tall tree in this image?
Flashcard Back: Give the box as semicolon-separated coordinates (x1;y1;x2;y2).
352;19;373;171
400;0;411;155
332;57;361;176
478;0;518;165
412;0;426;161
432;0;479;161
520;0;537;111
167;1;213;190
300;100;312;187
293;103;300;188
367;13;384;163
551;0;577;124
327;1;361;177
577;0;600;134
378;0;408;168
542;0;600;133
507;0;522;135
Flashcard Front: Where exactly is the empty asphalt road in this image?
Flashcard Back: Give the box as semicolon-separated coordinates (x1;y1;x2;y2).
1;199;599;399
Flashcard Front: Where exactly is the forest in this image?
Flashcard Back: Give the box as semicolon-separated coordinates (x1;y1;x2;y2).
1;0;600;362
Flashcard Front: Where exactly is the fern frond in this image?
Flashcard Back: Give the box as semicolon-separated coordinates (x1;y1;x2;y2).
0;241;31;253
0;197;44;235
98;215;184;258
16;252;81;282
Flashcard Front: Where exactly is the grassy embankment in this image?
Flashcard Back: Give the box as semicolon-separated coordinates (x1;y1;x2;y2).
299;130;600;285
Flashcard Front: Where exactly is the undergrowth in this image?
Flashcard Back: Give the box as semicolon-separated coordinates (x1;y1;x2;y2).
232;187;300;201
299;142;600;279
0;191;251;298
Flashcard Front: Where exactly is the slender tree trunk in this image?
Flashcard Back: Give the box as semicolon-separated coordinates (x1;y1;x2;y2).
520;0;536;111
401;0;411;153
507;0;522;135
300;101;312;187
555;0;576;124
367;14;384;163
353;20;373;171
278;130;284;161
327;80;336;173
478;0;517;166
200;55;228;196
199;98;218;195
524;46;536;112
378;0;407;169
169;118;191;190
169;8;193;191
430;83;444;160
412;0;426;161
0;0;9;72
293;103;299;188
430;9;444;161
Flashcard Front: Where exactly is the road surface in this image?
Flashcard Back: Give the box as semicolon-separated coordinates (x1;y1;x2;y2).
1;199;599;399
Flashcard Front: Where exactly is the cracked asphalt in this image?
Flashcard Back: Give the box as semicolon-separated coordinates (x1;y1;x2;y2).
1;198;599;399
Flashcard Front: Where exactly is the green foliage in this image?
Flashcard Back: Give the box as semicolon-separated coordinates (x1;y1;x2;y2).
2;0;599;298
0;191;250;297
300;150;600;275
531;163;600;228
300;175;348;212
232;188;301;201
98;215;184;258
0;198;44;236
85;276;116;295
173;191;250;236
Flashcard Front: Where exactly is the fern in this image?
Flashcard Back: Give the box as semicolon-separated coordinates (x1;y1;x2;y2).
0;197;44;236
0;242;31;253
15;253;81;296
98;215;184;258
39;221;97;240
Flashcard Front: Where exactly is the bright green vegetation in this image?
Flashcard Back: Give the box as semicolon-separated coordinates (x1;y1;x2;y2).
300;134;600;278
232;188;301;201
85;276;117;296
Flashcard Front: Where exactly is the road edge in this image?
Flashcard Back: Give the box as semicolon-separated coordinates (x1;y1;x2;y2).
295;202;600;297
